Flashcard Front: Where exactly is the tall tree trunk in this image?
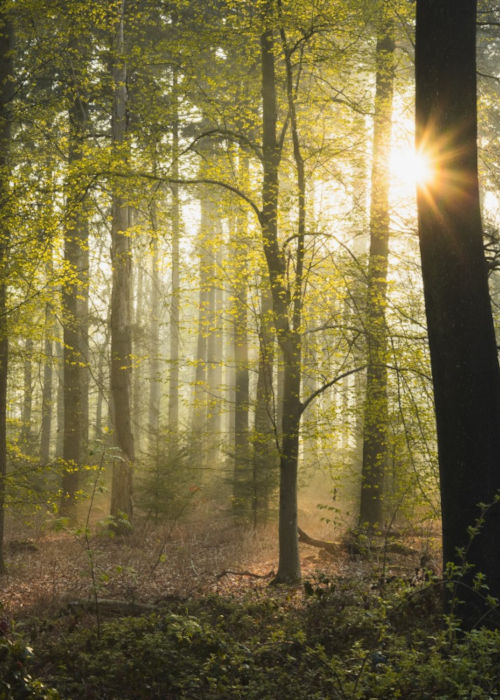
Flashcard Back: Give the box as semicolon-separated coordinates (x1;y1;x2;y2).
416;0;500;626
0;6;12;574
206;205;223;463
40;257;55;465
131;212;144;455
359;10;395;531
20;337;33;450
191;201;210;463
261;19;303;583
148;218;161;459
168;79;180;450
110;2;134;521
60;72;89;520
232;152;251;521
251;284;276;526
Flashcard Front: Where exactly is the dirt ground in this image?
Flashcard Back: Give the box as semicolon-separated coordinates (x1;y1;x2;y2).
0;513;440;623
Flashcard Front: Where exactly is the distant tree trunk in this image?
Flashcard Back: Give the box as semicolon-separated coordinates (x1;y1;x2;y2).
148;216;161;459
20;337;33;449
110;3;134;521
168;80;180;450
359;10;395;532
40;318;53;464
191;199;210;462
0;6;12;574
60;78;89;520
131;212;144;455
55;331;64;459
232;153;250;521
40;256;55;465
206;206;223;463
416;0;500;626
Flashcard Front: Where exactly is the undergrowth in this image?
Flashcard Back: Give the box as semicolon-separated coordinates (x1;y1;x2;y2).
8;572;500;699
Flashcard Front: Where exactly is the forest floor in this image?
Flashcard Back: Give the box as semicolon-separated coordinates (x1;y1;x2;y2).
4;515;480;699
0;513;438;619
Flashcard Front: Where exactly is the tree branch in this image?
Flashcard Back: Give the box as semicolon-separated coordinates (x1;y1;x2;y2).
300;365;367;416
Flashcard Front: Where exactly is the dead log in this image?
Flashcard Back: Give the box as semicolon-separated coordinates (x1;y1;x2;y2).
297;527;417;558
297;527;343;556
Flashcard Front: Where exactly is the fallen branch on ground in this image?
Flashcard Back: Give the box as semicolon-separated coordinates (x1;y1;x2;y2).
216;569;275;580
297;527;343;556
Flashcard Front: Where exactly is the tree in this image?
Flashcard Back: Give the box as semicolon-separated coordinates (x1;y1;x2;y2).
0;2;12;574
359;4;395;532
60;22;91;520
415;0;500;626
109;1;134;522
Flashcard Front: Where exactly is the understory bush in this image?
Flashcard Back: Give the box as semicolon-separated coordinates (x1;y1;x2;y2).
24;578;500;699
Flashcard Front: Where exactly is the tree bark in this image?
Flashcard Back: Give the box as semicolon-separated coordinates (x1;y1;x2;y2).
40;256;55;465
416;0;500;626
148;215;161;459
232;152;251;521
20;337;33;450
0;5;12;574
251;284;276;525
190;199;210;462
359;10;395;531
168;77;180;450
60;52;89;520
110;2;134;521
261;19;303;583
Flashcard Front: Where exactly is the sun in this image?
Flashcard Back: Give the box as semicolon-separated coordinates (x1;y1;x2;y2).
390;146;434;188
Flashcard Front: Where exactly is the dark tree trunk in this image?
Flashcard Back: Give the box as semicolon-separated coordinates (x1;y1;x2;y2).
359;11;395;532
0;6;12;574
110;3;134;521
60;71;89;521
261;20;303;583
251;284;276;525
416;0;500;626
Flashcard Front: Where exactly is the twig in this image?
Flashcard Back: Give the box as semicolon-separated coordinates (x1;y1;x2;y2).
216;569;275;580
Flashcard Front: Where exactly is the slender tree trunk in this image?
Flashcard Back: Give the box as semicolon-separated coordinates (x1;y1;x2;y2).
0;6;12;574
110;3;134;521
148;221;161;459
40;257;55;465
60;81;89;520
359;10;395;531
131;214;144;455
232;153;250;520
191;196;212;464
416;0;500;626
168;79;180;449
55;330;64;459
261;19;303;582
252;284;276;525
206;205;223;463
20;337;33;450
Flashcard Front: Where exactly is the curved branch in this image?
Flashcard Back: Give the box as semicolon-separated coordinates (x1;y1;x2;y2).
104;170;263;223
300;364;367;416
180;128;263;162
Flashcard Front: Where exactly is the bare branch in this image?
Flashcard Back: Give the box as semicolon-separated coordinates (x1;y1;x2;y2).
300;365;367;416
